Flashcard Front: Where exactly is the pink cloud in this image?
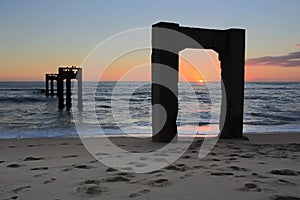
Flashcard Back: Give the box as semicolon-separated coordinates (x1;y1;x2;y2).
246;51;300;67
295;44;300;47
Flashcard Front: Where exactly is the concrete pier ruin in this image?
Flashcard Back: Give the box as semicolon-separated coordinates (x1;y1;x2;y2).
45;66;82;110
151;22;245;141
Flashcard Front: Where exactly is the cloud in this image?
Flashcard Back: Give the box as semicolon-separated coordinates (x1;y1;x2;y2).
246;51;300;67
295;44;300;47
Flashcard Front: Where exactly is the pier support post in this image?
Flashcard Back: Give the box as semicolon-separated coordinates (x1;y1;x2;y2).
77;68;83;111
152;23;179;143
66;78;72;110
219;29;245;138
45;74;49;97
58;68;64;110
50;79;54;96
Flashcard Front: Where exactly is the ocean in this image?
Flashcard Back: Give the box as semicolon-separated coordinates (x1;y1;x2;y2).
0;82;299;139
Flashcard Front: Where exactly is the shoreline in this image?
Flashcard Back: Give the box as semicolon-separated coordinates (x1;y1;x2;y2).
0;131;299;142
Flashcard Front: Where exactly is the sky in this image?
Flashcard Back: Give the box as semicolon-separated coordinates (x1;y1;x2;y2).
0;0;300;82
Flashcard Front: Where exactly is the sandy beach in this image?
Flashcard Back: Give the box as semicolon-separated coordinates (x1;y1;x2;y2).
0;133;299;200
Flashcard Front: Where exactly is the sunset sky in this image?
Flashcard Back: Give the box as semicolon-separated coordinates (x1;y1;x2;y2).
0;0;300;82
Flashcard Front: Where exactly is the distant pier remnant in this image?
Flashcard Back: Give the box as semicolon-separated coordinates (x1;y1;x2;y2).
151;22;245;141
45;74;58;96
45;66;82;110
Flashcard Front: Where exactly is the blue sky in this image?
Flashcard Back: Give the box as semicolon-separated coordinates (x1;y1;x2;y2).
0;0;300;81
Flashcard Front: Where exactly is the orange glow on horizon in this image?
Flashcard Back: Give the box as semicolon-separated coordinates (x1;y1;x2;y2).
0;49;299;82
245;65;300;82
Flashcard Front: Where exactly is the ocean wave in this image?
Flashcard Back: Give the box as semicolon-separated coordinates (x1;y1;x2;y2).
0;96;49;103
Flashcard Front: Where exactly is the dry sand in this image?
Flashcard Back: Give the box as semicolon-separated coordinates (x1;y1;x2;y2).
0;133;299;200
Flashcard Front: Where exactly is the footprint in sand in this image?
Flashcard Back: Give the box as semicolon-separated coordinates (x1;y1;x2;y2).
44;177;56;184
84;179;101;185
129;189;150;198
240;153;255;158
30;167;48;171
62;155;78;158
276;179;297;186
106;167;118;172
117;172;135;178
34;173;48;177
85;186;103;195
238;183;261;192
179;172;194;179
252;173;269;179
24;156;44;161
228;153;240;157
182;155;191;159
270;169;299;176
59;143;69;146
258;162;267;165
6;164;25;168
165;164;188;172
105;176;130;182
12;186;31;193
193;165;204;169
270;195;300;200
62;167;73;172
149;178;169;187
229;166;249;172
77;179;106;195
147;170;164;174
73;164;94;169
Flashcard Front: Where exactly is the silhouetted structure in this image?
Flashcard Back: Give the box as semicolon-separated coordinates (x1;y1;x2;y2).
152;22;245;142
45;74;58;96
45;66;82;110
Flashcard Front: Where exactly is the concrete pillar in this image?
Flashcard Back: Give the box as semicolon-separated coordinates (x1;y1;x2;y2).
66;78;72;110
219;29;245;138
151;22;245;141
45;74;49;97
77;68;83;111
58;69;64;110
152;23;179;143
50;78;54;96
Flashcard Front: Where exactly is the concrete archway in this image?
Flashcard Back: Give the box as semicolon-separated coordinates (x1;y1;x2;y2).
151;22;245;142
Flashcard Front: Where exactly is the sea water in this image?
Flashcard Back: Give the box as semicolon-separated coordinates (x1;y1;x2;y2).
0;82;299;139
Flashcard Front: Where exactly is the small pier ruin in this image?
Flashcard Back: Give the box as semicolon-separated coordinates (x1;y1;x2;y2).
45;73;58;97
45;66;82;110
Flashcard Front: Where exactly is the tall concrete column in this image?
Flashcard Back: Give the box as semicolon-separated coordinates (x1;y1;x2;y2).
45;74;49;97
77;68;83;111
50;78;54;96
152;23;179;142
66;78;72;110
58;68;64;110
219;29;245;138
